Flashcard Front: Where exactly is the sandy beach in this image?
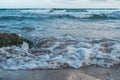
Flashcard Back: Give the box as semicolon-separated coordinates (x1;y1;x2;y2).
0;65;120;80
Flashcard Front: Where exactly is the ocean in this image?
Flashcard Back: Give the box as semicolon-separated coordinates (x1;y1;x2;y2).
0;8;120;70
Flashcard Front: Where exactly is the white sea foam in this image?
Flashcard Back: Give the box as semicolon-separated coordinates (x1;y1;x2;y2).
0;38;120;70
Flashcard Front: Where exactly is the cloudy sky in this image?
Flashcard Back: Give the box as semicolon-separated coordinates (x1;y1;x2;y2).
0;0;120;8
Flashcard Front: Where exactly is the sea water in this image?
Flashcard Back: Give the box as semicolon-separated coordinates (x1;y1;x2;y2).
0;8;120;70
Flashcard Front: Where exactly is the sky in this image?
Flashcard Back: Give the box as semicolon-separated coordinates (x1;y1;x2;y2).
0;0;120;8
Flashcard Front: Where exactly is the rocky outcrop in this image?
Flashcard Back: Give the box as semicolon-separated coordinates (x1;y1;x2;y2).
0;33;33;48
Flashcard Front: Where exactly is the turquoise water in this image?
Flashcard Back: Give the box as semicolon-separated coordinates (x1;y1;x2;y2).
0;8;120;39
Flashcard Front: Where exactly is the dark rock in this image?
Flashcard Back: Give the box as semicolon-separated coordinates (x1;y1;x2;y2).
30;49;51;56
35;38;57;48
0;33;33;48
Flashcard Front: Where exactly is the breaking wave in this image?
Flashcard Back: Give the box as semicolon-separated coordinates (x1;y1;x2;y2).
0;8;120;20
0;37;120;70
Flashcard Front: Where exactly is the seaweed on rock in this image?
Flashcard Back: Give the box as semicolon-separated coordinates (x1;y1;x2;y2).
0;33;33;48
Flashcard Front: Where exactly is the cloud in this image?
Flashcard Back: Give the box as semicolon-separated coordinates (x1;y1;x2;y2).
90;0;107;2
0;0;120;8
53;0;78;3
116;0;120;1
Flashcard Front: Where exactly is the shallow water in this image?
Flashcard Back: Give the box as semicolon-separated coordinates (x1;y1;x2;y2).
0;8;120;70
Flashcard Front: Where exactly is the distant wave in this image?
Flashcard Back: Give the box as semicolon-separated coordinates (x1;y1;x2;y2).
86;13;120;20
19;9;120;20
0;13;120;21
49;8;88;12
0;16;44;21
0;16;33;20
49;12;120;20
0;9;120;20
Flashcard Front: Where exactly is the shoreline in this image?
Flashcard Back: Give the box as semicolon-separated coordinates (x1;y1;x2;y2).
0;65;120;80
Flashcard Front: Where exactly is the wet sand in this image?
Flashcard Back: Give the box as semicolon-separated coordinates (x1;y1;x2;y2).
0;65;120;80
